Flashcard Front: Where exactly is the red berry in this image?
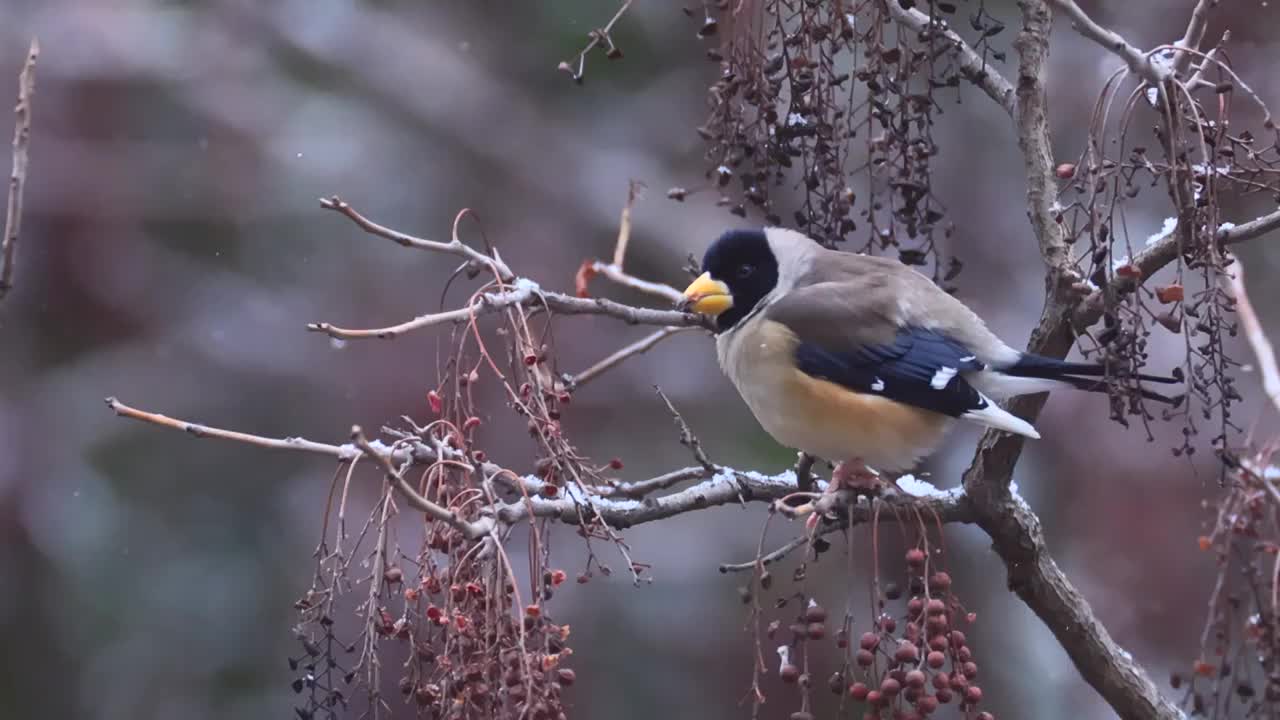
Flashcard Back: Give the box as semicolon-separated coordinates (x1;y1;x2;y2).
927;651;945;669
929;635;949;652
929;571;952;592
932;672;950;690
949;630;967;647
780;663;801;683
976;713;994;720
848;682;869;701
805;602;828;623
926;598;946;615
806;622;826;640
879;614;897;633
965;685;983;704
905;670;926;689
860;632;880;651
894;641;919;664
866;690;883;706
962;661;978;679
880;677;901;697
1055;162;1077;179
557;668;576;686
935;688;953;704
917;695;939;714
608;458;624;470
856;649;875;667
907;597;924;618
906;548;926;567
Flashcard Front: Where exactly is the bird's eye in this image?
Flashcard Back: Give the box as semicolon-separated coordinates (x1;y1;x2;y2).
737;264;755;279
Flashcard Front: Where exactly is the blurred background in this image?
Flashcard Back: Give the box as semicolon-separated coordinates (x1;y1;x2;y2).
1;1;1278;718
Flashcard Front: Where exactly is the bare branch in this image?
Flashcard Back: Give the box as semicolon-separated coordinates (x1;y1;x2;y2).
557;0;632;83
320;196;515;282
1174;0;1216;77
351;426;492;540
565;326;695;389
1047;0;1171;84
307;281;540;340
0;38;38;302
308;279;711;340
883;1;1016;118
1226;259;1280;416
1074;207;1280;329
960;5;1183;719
655;386;715;472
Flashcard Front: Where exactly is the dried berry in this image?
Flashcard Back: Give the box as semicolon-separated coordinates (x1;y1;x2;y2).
780;663;801;683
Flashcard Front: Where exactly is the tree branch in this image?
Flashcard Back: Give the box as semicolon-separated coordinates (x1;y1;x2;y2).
1226;258;1280;416
1046;0;1171;84
0;38;38;302
959;4;1184;719
882;0;1016;118
1073;207;1280;329
103;396;972;536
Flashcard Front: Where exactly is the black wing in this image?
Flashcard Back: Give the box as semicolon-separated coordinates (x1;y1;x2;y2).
793;326;989;418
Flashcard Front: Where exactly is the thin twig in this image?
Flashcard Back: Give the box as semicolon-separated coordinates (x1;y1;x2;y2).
1047;0;1170;84
309;281;709;340
1173;0;1217;77
320;196;514;281
557;0;632;83
1075;206;1280;329
351;426;492;540
1225;258;1280;415
655;385;714;472
566;326;695;389
882;1;1016;118
0;38;38;302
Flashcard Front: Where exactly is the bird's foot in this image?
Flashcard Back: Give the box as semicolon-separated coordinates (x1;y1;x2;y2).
831;459;884;494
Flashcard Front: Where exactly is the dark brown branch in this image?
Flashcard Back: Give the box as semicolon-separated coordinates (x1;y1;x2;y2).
960;5;1184;720
0;38;38;302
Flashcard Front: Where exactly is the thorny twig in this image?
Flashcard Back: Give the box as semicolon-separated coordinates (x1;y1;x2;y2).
0;38;38;302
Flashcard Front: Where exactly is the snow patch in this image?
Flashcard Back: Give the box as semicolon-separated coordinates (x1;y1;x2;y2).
1146;217;1177;245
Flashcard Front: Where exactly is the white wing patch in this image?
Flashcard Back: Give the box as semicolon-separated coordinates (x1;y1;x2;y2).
930;366;957;390
871;377;885;392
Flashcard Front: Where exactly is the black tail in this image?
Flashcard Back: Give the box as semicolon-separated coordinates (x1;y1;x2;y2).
1006;354;1182;405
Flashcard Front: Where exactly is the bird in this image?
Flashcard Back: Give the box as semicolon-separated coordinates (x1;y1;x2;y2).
680;227;1178;490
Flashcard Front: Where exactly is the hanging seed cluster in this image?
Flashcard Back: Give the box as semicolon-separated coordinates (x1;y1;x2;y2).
1180;451;1280;719
290;274;628;719
677;0;1008;287
757;540;990;720
1057;43;1280;445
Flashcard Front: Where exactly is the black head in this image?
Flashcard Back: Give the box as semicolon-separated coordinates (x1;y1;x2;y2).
699;229;779;332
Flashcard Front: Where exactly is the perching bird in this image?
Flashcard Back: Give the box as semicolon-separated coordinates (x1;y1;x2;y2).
681;227;1177;488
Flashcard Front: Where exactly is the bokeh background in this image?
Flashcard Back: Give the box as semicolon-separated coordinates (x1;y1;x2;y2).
2;1;1279;718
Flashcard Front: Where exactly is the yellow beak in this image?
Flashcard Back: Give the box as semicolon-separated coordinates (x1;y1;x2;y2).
682;272;734;316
